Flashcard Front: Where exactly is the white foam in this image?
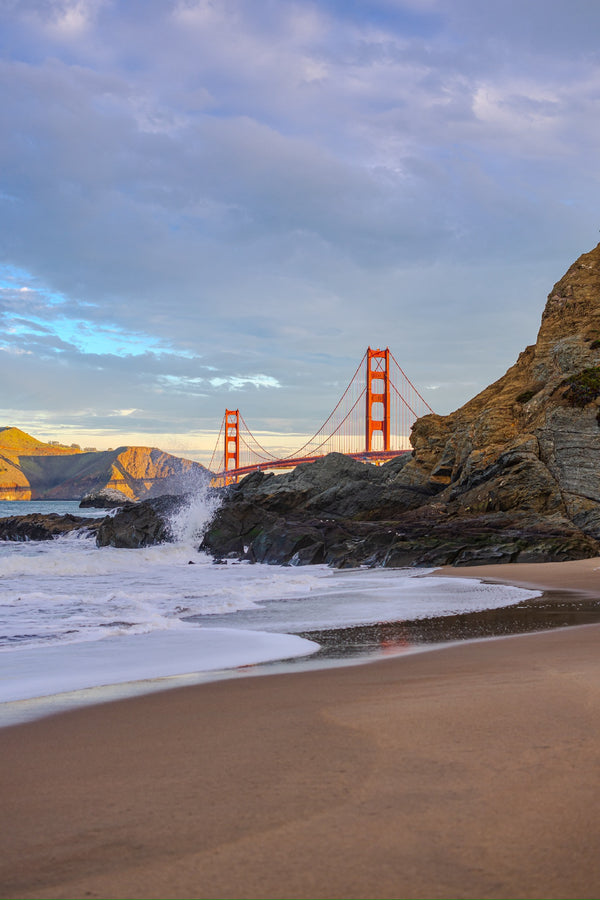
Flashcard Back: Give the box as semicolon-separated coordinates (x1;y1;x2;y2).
0;491;543;707
168;488;221;544
0;627;319;703
0;540;542;649
208;571;541;633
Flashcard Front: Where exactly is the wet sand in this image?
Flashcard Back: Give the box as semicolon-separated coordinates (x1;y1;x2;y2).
2;559;600;899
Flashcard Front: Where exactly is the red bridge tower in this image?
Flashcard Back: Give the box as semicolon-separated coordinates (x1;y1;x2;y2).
224;408;240;476
365;347;390;452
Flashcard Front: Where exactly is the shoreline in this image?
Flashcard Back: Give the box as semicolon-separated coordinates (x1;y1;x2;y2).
2;558;600;898
435;555;600;593
4;559;600;729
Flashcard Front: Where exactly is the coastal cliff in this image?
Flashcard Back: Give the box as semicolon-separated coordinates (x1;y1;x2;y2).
405;242;600;533
203;243;600;566
0;428;208;501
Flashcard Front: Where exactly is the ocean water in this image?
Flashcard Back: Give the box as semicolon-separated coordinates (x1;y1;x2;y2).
0;499;106;519
0;492;542;717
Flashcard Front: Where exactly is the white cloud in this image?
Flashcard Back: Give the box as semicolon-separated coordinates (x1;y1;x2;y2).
17;0;107;40
209;374;281;390
0;0;599;448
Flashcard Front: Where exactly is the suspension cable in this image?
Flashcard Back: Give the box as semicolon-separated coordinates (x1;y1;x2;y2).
389;381;420;419
389;350;434;413
294;388;366;457
238;413;280;460
276;351;368;460
208;412;226;472
211;348;433;472
238;427;279;462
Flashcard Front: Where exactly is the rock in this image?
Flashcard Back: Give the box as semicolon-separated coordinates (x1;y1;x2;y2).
218;452;429;521
95;495;186;548
0;513;102;542
79;488;132;509
202;243;600;567
398;243;600;513
0;494;189;548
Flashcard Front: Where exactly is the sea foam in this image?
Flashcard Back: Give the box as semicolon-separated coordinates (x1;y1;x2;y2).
0;489;542;708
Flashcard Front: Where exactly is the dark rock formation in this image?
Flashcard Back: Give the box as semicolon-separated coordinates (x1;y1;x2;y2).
0;513;103;542
202;243;600;567
0;495;187;548
201;454;599;567
79;488;131;509
95;495;186;548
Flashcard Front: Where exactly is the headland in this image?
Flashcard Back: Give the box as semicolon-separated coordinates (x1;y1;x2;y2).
0;426;207;501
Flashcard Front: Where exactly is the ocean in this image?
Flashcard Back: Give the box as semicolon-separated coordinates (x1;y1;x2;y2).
0;493;541;724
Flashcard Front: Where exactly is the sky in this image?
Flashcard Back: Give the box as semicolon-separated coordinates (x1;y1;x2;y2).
1;0;600;466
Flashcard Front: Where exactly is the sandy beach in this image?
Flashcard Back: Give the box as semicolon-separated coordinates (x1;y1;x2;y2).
2;559;600;900
436;556;600;594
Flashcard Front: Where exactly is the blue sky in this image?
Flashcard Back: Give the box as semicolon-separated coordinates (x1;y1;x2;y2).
1;0;600;463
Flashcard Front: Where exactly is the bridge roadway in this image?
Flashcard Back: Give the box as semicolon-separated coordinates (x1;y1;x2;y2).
215;448;410;482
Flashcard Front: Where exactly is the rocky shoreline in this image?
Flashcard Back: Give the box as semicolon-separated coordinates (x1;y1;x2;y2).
0;495;186;548
199;452;599;567
2;456;596;566
0;512;104;542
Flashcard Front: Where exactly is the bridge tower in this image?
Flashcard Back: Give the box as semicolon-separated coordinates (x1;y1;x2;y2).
224;408;240;478
365;347;390;453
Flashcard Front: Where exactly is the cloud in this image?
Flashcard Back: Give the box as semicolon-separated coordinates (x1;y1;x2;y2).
208;374;281;390
0;0;599;458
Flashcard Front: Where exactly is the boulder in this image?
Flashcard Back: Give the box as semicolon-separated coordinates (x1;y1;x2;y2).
95;495;186;548
0;513;102;542
79;488;132;509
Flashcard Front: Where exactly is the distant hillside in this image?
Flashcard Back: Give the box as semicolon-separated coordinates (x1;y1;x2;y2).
0;428;208;500
0;427;81;456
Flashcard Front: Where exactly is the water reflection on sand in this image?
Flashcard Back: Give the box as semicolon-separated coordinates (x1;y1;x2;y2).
296;590;600;664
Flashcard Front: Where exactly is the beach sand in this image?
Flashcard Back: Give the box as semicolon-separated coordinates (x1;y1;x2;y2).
2;559;600;900
436;555;600;594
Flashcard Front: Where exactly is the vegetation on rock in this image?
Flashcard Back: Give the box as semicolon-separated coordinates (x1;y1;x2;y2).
564;367;600;408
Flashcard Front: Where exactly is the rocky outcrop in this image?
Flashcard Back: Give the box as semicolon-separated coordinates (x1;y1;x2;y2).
95;496;186;548
202;243;600;567
79;488;132;509
201;453;599;567
0;513;103;542
403;243;600;525
0;428;209;501
0;495;187;547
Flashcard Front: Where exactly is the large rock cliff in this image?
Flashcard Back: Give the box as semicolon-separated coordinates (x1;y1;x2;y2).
406;242;600;533
203;243;600;566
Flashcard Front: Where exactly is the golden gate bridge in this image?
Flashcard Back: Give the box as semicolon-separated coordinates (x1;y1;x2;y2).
208;347;434;484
